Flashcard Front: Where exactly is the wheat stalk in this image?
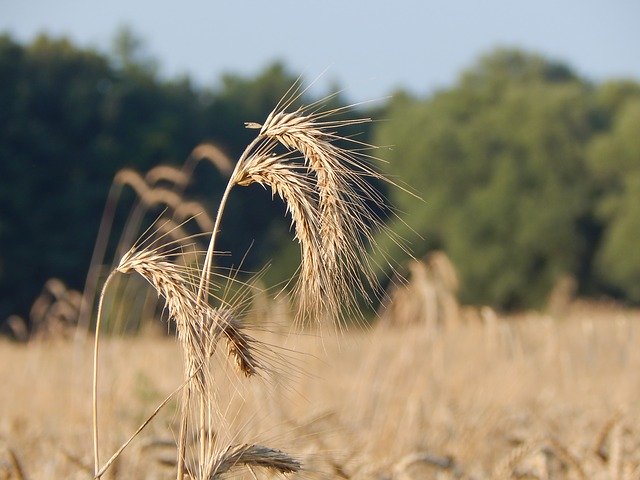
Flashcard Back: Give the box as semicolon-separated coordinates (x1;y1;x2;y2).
181;94;390;479
92;90;391;480
93;238;282;478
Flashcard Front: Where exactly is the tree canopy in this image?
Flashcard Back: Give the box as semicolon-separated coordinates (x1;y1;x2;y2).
375;49;639;309
587;84;640;301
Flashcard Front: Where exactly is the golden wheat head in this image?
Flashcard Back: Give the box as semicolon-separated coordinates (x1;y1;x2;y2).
207;97;389;327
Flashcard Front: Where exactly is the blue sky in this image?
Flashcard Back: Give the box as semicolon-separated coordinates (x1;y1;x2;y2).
1;0;639;101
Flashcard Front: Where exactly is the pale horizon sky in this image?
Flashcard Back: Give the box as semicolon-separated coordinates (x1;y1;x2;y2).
1;0;639;101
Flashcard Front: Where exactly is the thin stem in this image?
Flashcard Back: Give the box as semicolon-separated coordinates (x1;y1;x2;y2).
196;177;236;306
177;136;261;480
196;136;262;306
92;269;118;478
94;378;184;479
77;183;122;342
176;377;191;480
96;357;208;479
177;173;236;480
199;393;206;475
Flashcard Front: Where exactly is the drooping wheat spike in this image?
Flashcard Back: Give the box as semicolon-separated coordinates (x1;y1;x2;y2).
146;164;190;189
94;242;211;479
257;108;383;323
115;236;262;377
116;246;209;391
189;143;234;176
210;309;262;377
209;443;301;478
198;95;390;328
233;152;328;323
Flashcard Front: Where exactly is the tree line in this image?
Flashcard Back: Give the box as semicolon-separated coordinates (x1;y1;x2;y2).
376;50;640;309
0;32;638;324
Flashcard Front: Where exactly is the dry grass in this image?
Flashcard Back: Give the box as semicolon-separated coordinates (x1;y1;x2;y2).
3;303;640;479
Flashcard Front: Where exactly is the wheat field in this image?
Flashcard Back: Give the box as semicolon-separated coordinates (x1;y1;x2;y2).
2;301;640;480
4;94;639;480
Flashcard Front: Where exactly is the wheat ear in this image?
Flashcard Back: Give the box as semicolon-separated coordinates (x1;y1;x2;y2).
209;443;301;478
198;99;388;328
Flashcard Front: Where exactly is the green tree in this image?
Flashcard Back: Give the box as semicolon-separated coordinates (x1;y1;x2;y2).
0;32;343;323
588;86;640;301
0;34;116;320
0;33;205;321
375;49;596;309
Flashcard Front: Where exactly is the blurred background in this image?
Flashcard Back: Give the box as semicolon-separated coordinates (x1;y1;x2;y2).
1;0;640;331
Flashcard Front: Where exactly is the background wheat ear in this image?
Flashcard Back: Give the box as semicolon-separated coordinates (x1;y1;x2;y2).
210;444;301;477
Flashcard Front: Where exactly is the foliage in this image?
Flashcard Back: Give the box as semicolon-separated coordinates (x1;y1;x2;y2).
375;50;604;309
587;86;640;301
0;33;307;321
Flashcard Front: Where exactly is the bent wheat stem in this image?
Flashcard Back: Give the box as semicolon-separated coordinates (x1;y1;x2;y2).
92;269;118;477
